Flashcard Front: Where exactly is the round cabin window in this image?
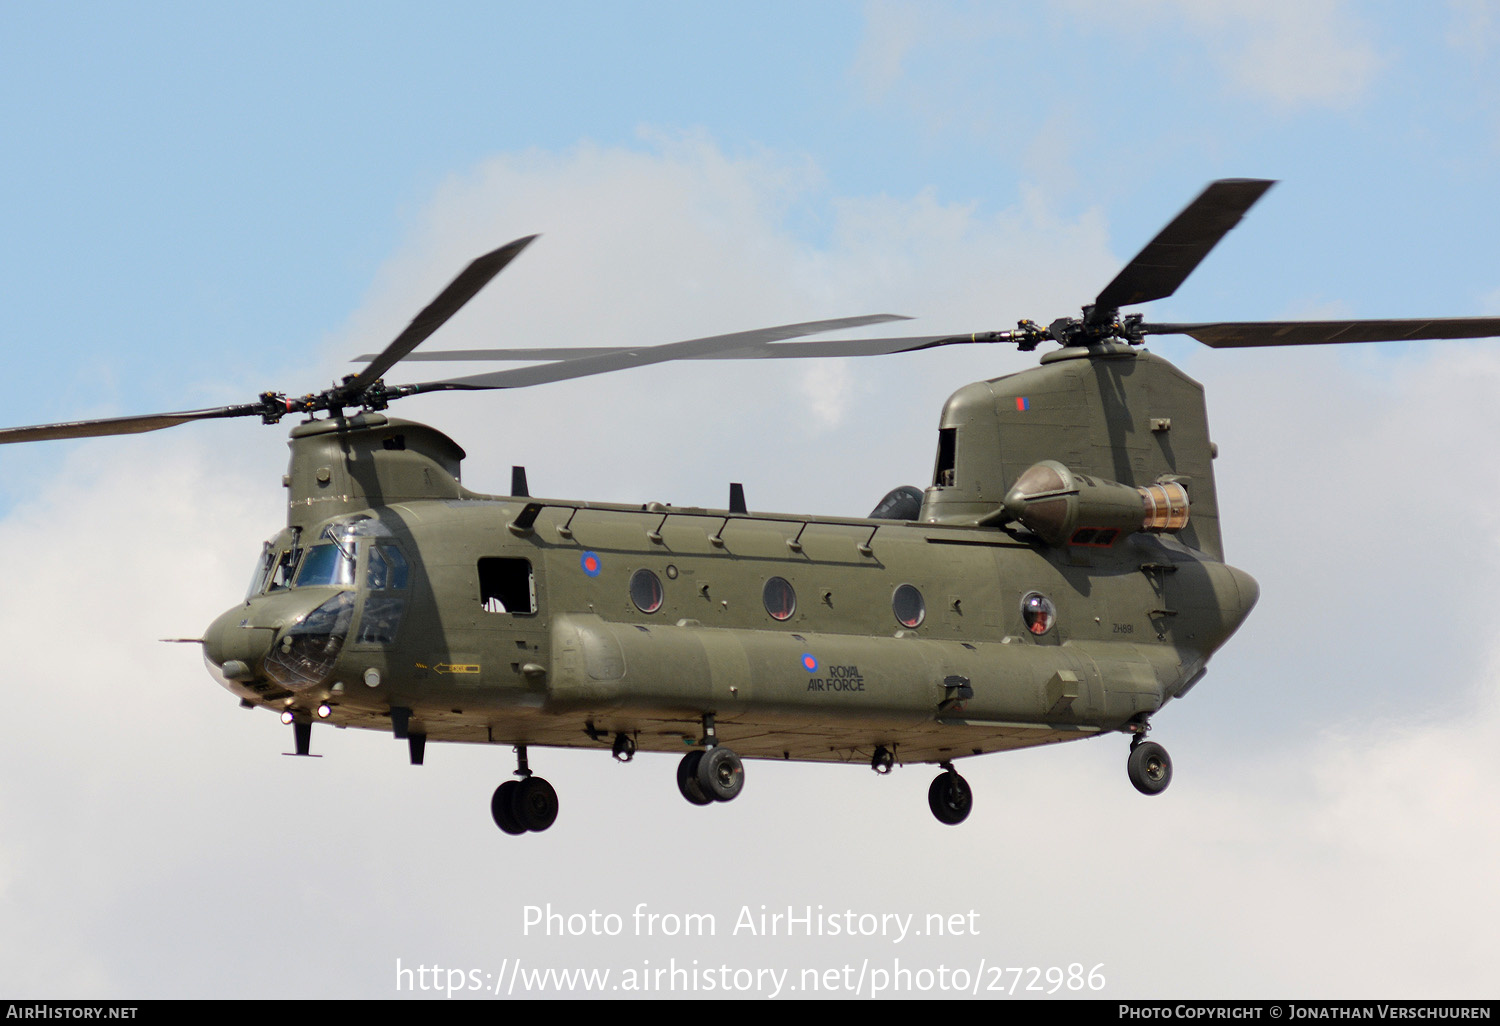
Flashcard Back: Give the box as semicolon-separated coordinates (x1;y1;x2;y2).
892;584;926;628
630;568;663;614
1021;591;1056;636
763;577;796;621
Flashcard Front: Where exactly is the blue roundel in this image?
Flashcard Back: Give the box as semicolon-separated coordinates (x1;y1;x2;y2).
580;551;602;577
801;653;818;673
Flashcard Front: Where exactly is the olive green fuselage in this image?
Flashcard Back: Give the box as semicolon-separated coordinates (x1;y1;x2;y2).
205;458;1256;768
204;347;1258;768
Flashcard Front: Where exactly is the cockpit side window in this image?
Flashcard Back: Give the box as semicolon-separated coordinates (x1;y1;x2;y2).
249;529;305;595
356;544;410;645
367;545;409;591
267;548;300;591
247;545;276;600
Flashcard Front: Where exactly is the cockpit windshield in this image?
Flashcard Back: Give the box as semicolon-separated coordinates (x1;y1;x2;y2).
246;516;405;597
293;517;380;588
295;543;357;587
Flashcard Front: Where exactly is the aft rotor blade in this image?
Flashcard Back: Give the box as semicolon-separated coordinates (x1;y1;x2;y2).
0;404;264;445
410;315;935;391
342;235;538;397
1089;179;1275;323
1145;317;1500;348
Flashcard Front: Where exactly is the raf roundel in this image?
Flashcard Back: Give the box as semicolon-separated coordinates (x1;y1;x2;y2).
801;654;818;673
580;551;602;577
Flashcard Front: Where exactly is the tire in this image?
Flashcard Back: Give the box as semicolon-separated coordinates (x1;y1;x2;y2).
511;776;560;831
676;750;712;805
1127;741;1172;796
695;745;744;802
491;780;526;834
927;770;972;825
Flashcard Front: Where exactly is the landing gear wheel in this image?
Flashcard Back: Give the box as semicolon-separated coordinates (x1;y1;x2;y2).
927;769;972;825
1127;740;1172;796
696;745;744;802
491;780;525;835
510;776;559;831
676;750;712;805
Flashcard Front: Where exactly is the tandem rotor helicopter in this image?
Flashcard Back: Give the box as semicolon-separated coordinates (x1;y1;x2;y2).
8;179;1498;834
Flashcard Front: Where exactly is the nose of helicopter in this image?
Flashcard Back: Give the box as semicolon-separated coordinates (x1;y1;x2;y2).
202;604;277;696
202;587;356;698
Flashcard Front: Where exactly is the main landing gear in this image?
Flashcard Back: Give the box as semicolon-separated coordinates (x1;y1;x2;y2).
675;714;745;807
1127;736;1173;796
491;744;559;835
1126;720;1173;796
927;762;973;826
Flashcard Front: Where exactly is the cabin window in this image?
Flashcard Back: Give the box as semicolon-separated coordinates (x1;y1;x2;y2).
934;428;956;487
892;584;926;628
763;577;796;621
630;569;663;614
479;558;536;614
1022;591;1056;636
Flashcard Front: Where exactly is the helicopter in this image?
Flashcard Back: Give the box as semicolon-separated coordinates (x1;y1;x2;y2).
7;179;1499;834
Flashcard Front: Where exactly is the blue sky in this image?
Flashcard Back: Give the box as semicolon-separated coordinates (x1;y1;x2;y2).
2;1;1498;999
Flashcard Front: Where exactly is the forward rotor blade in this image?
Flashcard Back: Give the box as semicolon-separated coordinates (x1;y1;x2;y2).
1089;179;1275;323
363;330;981;364
0;404;263;445
409;314;929;391
1145;317;1500;348
342;234;538;397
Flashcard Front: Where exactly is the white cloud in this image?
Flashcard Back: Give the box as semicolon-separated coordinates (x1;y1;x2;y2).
1189;0;1381;108
1446;0;1500;60
848;0;928;102
856;1;1382;115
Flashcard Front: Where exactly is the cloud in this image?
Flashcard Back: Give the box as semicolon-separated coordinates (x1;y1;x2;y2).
855;1;1382;116
1446;0;1500;61
1162;0;1383;108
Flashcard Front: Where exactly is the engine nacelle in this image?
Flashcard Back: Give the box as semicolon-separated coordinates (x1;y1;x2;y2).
1002;460;1189;547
